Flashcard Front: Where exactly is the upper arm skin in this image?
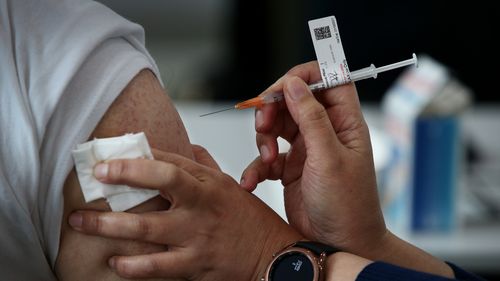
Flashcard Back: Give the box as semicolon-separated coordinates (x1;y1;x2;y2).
55;69;191;281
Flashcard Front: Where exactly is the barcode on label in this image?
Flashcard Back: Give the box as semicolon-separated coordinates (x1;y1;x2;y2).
313;26;331;40
309;15;351;87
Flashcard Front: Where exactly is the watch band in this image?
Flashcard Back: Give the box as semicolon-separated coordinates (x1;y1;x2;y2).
294;241;338;281
294;241;338;256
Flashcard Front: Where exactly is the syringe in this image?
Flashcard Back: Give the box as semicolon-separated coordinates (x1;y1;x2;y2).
200;53;418;117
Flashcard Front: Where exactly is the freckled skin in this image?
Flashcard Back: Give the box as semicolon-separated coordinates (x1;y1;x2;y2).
55;69;191;281
89;70;191;156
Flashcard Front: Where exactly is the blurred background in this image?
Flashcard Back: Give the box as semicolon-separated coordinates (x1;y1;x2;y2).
97;0;497;103
98;0;499;279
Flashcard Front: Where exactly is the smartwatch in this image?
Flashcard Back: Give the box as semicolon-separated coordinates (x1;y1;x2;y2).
262;241;338;281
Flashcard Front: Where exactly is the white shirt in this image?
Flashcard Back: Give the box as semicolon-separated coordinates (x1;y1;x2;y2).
0;0;161;279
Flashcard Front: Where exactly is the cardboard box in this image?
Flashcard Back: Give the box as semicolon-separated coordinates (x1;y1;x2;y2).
381;55;471;234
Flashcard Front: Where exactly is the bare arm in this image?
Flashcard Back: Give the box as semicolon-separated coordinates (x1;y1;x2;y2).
362;231;454;277
55;69;191;281
325;252;372;281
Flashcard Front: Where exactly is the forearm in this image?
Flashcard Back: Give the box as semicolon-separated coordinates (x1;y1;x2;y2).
325;252;372;281
359;231;454;278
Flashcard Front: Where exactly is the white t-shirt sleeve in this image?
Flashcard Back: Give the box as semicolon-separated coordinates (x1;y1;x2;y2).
0;0;164;277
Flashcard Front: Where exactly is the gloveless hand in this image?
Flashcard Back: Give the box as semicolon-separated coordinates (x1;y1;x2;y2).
69;145;302;280
240;61;387;257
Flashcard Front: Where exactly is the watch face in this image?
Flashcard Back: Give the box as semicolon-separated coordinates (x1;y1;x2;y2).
268;251;315;281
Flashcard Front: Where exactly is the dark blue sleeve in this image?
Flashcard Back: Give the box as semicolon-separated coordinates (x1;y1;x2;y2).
356;261;486;281
446;262;487;281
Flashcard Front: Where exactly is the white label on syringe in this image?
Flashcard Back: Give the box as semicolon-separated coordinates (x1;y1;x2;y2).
308;16;351;88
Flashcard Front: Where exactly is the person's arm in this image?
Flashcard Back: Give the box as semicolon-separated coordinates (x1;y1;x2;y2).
64;146;303;280
324;252;372;281
55;69;191;281
61;148;482;281
59;63;477;281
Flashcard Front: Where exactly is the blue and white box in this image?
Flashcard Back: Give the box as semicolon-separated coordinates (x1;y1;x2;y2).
381;55;471;234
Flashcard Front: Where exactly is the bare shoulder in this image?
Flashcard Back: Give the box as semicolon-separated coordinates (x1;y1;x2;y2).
55;69;190;281
91;69;192;155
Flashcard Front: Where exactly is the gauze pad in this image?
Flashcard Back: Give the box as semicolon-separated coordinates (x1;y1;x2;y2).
72;132;159;211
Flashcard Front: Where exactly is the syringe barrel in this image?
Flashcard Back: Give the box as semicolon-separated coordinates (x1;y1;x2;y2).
308;81;327;92
306;64;378;92
261;81;328;104
262;55;416;105
350;64;377;82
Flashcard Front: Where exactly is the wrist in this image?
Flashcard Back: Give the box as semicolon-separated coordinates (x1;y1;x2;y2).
341;227;393;260
356;231;455;278
251;228;304;281
324;252;372;281
351;229;401;261
260;240;338;281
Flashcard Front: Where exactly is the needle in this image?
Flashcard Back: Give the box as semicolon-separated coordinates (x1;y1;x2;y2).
199;107;235;117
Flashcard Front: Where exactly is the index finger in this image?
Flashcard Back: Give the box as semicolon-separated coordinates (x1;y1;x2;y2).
259;61;321;97
256;62;322;134
96;158;200;204
253;62;322;160
151;148;206;176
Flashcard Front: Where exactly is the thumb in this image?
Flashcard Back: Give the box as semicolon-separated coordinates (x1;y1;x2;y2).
283;76;339;156
191;144;221;171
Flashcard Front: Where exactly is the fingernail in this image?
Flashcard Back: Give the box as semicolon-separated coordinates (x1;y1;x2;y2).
94;163;109;180
287;78;306;101
260;145;270;161
255;109;264;130
108;257;116;270
68;213;82;230
240;176;246;186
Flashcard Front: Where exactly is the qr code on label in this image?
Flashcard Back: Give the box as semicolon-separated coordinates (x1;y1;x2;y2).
314;26;331;40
